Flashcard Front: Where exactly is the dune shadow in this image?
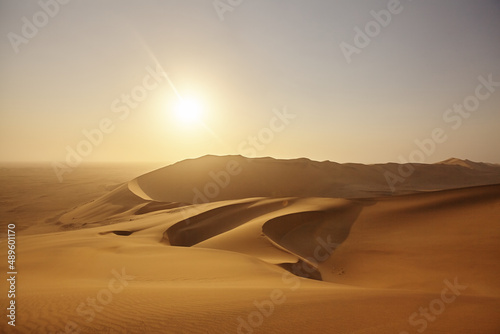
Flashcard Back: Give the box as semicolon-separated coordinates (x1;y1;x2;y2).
99;230;135;236
262;200;371;280
164;199;296;247
134;201;189;215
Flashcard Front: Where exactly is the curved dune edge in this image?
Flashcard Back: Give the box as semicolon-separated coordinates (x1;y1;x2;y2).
128;178;154;201
260;202;366;280
162;197;351;278
162;197;368;281
57;183;149;227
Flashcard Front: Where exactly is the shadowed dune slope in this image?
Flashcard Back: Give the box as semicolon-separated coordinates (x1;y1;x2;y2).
57;183;149;228
132;155;500;203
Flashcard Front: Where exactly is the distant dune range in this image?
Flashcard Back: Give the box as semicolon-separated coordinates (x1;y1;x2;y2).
2;156;500;333
130;155;500;202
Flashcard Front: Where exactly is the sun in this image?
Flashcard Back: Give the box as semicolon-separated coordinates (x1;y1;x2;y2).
174;98;202;124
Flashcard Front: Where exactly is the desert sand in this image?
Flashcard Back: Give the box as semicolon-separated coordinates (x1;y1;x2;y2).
1;156;500;333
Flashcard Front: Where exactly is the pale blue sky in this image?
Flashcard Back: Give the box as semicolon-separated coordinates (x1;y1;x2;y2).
1;0;499;164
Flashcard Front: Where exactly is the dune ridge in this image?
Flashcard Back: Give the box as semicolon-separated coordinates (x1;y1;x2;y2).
131;155;500;203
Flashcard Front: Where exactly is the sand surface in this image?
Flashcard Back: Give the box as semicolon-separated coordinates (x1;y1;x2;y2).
1;156;500;333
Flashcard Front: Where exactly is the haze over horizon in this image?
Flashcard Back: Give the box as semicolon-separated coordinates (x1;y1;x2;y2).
1;0;499;165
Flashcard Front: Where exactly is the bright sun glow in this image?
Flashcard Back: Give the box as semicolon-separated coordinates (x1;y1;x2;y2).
174;98;202;124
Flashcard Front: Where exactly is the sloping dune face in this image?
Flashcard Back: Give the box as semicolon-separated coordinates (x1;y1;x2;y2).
3;157;500;333
131;155;500;203
322;184;500;293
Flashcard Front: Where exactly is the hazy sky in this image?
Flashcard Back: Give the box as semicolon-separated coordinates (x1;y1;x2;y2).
1;0;499;165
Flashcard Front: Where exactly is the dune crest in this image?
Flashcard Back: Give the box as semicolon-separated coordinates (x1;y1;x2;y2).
130;155;500;203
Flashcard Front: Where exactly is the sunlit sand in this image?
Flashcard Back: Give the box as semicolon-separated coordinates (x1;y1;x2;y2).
1;156;499;333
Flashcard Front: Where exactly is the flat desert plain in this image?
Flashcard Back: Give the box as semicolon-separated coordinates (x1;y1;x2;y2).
1;156;500;334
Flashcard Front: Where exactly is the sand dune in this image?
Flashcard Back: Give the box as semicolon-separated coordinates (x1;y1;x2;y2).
132;155;500;202
1;157;500;333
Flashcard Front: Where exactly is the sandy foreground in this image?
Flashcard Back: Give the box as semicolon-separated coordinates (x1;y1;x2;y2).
1;157;500;334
